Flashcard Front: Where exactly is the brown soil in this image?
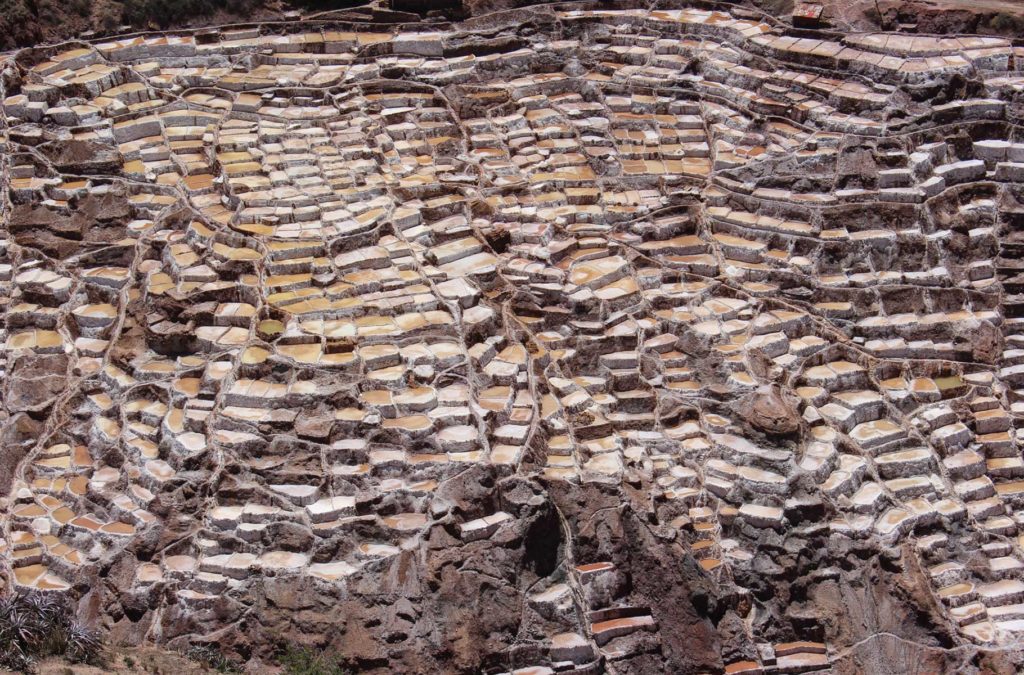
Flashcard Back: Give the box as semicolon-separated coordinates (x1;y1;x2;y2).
32;646;222;674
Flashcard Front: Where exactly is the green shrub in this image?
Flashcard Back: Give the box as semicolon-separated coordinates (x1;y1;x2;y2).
279;645;349;675
989;12;1024;35
0;592;104;672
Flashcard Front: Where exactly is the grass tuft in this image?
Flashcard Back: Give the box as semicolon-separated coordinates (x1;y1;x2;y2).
186;645;243;673
0;591;104;672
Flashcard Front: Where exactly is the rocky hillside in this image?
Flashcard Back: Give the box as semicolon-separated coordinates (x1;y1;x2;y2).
8;2;1024;674
0;0;287;51
7;0;1024;54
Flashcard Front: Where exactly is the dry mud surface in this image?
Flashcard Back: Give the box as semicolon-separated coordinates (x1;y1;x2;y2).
4;3;1024;673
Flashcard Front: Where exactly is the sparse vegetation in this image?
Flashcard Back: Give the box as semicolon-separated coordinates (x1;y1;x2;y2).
186;644;244;673
0;592;104;672
0;0;273;50
120;0;265;29
988;11;1024;35
279;645;350;675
